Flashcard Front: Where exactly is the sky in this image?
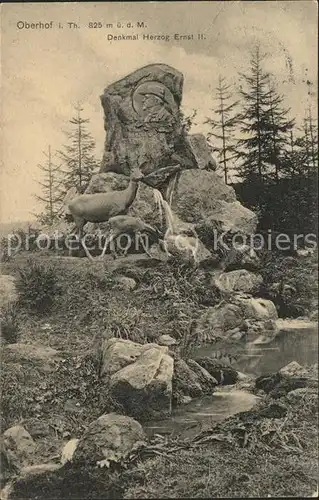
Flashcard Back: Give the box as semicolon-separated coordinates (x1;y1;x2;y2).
1;1;318;223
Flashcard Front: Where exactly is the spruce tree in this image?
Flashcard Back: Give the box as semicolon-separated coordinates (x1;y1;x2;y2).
236;46;272;184
59;103;98;194
264;77;295;183
304;106;318;172
293;108;318;178
35;146;63;225
206;76;239;184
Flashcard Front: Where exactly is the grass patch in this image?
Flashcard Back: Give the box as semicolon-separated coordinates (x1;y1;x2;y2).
15;258;62;315
124;382;318;498
0;305;20;344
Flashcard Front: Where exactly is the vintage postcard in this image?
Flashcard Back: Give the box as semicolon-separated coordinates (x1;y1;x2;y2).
1;1;318;499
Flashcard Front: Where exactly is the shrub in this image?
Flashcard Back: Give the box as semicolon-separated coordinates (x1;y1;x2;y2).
140;259;221;308
15;258;62;315
0;227;42;262
259;251;318;317
0;305;20;344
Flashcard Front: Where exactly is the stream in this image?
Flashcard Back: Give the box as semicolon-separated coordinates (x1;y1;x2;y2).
144;388;259;439
145;319;318;439
234;319;318;376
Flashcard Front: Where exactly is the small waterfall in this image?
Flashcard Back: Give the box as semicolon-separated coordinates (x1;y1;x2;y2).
153;188;176;234
166;173;178;207
153;187;200;262
153;189;164;228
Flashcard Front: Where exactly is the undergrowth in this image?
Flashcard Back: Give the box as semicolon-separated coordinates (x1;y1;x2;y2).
259;251;318;317
15;258;63;315
1;348;121;434
9;255;221;345
0;305;20;344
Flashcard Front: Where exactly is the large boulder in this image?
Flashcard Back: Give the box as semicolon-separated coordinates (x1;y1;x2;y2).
86;172;128;194
72;413;146;467
279;361;310;378
162;232;212;265
101;338;163;377
4;343;60;365
255;362;318;399
185;134;217;171
235;296;278;321
158;334;178;347
196;303;245;341
206;201;257;234
221;245;260;272
169;169;257;233
172;358;202;400
102;340;174;420
214;270;263;294
186;359;218;389
172;358;217;403
100;64;197;187
2;425;35;469
195;357;239;385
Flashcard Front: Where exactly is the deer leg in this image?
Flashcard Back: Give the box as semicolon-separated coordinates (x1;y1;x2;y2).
81;237;95;261
72;218;95;262
79;228;96;262
161;237;171;257
68;218;90;259
136;231;152;258
110;234;119;260
99;229;117;260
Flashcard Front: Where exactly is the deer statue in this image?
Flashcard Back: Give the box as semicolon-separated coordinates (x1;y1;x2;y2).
67;168;144;259
99;215;162;260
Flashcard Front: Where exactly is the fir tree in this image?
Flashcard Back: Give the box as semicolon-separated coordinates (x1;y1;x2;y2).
206;76;239;184
35;146;63;225
59;103;98;194
304;106;318;171
264;77;295;183
293;107;318;178
236;46;273;184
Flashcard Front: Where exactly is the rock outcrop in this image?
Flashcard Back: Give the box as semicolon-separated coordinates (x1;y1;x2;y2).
171;170;257;233
100;338;220;412
235;296;278;321
2;415;145;499
100;338;161;376
100;64;197;190
255;362;318;399
220;245;260;272
4;343;61;372
72;413;146;467
86;168;256;249
172;358;218;404
195;357;239;385
214;270;263;294
101;338;174;420
157;334;178;347
195;294;278;342
2;425;35;470
185;134;218;171
196;303;245;341
93;64;257;257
